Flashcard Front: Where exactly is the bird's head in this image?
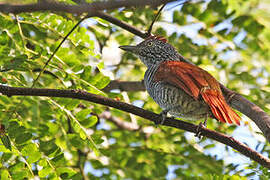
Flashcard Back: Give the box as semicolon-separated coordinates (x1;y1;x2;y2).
119;35;179;67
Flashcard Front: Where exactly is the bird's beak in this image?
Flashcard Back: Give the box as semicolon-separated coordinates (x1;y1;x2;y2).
119;45;138;54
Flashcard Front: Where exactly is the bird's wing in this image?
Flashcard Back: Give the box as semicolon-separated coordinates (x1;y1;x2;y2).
154;61;240;125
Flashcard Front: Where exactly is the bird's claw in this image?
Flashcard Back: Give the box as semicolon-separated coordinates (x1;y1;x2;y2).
226;91;236;104
195;122;204;138
195;119;207;139
156;110;168;125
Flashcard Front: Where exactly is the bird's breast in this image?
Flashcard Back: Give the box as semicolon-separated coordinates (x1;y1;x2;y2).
144;66;210;120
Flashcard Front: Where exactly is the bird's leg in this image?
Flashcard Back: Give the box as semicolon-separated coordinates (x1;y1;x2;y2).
225;91;236;104
157;105;181;125
157;109;169;125
195;114;208;138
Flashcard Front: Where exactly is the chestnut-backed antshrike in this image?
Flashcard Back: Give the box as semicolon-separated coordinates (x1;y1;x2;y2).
119;36;240;128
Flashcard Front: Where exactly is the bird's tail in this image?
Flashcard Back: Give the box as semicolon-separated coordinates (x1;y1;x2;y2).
201;89;241;125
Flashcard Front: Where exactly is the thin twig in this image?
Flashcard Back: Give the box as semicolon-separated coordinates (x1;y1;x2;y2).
100;111;140;131
31;15;88;87
146;3;166;36
95;11;148;38
166;0;192;11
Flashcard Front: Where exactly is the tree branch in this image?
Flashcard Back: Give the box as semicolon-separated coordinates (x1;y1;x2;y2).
102;78;270;144
0;0;175;14
100;111;140;131
86;9;270;143
94;11;149;39
0;85;269;168
221;85;270;143
31;15;89;88
102;80;145;92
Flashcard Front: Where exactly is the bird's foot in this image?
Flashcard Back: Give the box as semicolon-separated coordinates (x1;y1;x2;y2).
156;110;168;125
195;118;207;139
195;122;204;138
226;91;236;104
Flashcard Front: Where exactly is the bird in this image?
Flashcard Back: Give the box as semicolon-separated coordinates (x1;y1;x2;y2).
119;35;240;134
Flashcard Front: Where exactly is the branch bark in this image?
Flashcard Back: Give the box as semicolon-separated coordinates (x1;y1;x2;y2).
103;80;145;92
100;111;140;131
221;85;270;143
0;0;175;14
94;11;149;39
0;85;269;168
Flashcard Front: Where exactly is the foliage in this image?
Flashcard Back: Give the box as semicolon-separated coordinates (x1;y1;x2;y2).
0;0;270;179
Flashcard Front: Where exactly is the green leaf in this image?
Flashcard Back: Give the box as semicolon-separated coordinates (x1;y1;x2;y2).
95;75;110;89
38;159;48;167
27;151;41;164
15;132;32;144
7;121;21;138
21;143;41;163
11;170;29;179
0;169;9;180
9;161;25;172
52;153;66;166
38;166;53;178
75;109;92;121
80;115;98;128
68;134;84;148
0;135;11;151
57;167;77;179
173;11;186;25
40;139;59;156
2;55;28;71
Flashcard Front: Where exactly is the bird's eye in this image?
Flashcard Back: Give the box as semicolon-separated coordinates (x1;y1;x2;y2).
147;42;153;46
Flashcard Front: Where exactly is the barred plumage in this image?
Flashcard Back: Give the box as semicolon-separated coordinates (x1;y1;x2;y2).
144;64;210;120
119;35;240;125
